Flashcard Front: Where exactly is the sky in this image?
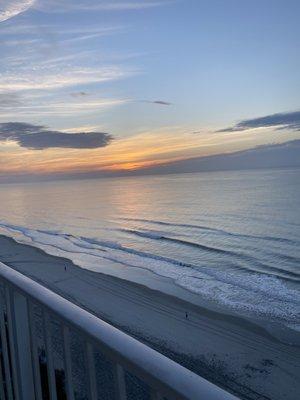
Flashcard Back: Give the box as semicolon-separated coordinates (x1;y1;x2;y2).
0;0;300;181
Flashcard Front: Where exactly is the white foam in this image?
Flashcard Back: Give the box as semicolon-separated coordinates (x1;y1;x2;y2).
0;222;299;329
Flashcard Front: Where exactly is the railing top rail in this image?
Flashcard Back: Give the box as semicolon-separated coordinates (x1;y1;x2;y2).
0;261;238;400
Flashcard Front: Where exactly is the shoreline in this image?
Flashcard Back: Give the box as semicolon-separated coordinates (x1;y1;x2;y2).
0;234;299;399
1;226;298;345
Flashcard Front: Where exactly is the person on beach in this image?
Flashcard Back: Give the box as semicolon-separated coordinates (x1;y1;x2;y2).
185;312;188;319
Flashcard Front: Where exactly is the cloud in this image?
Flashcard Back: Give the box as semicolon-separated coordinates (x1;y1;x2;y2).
0;66;131;91
70;91;88;97
0;122;113;150
122;139;300;177
218;111;300;133
0;97;126;118
0;0;35;22
151;100;172;106
35;0;170;13
85;1;170;11
0;92;22;107
1;25;124;48
142;100;172;106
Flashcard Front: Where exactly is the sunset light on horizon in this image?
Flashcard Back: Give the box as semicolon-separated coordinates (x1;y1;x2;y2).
1;0;300;181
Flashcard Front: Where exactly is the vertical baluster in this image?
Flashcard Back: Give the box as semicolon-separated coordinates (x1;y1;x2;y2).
113;364;127;400
0;356;6;400
43;311;58;400
0;292;14;400
6;287;35;399
5;287;21;400
86;342;98;400
151;390;164;400
62;325;74;400
28;301;43;400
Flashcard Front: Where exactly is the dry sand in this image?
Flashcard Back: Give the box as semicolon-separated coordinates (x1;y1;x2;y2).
0;234;299;400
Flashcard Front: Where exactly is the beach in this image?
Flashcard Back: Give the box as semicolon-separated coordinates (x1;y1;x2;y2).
1;1;300;398
1;234;299;400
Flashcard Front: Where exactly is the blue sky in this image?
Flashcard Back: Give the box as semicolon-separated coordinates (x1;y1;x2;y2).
0;0;299;179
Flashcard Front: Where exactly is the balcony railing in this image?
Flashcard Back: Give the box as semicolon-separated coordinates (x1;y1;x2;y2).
0;261;238;400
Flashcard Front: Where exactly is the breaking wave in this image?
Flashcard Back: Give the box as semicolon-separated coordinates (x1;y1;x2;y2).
0;221;299;331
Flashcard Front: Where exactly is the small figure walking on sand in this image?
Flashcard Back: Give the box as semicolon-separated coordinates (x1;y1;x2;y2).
64;266;67;271
185;312;188;319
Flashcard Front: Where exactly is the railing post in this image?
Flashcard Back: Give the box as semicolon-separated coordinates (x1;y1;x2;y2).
6;287;35;400
43;311;58;400
113;364;127;400
4;286;19;400
28;301;43;400
151;390;164;400
0;292;14;400
0;357;6;399
63;325;74;400
86;342;98;400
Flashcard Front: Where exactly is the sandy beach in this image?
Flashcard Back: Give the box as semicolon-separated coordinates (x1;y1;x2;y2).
0;234;299;400
1;1;299;399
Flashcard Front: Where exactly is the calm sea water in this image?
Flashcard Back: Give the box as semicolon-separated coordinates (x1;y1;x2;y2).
0;168;299;330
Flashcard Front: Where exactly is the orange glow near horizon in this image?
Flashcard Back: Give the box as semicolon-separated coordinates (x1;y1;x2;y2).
0;126;297;179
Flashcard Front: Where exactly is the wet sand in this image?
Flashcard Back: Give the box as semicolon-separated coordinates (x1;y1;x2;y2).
0;234;299;400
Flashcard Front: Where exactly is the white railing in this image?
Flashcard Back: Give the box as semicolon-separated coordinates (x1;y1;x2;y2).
0;261;239;400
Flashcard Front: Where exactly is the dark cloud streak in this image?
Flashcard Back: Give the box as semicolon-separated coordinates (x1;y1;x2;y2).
0;122;113;150
217;111;300;132
70;91;89;97
141;100;172;106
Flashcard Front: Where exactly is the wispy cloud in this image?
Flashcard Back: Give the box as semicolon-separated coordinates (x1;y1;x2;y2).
34;0;171;13
61;125;102;133
217;111;300;133
0;66;132;91
0;96;126;118
0;122;113;149
0;0;175;149
0;92;22;107
0;22;124;36
1;25;125;48
0;20;134;120
0;0;35;22
1;0;164;21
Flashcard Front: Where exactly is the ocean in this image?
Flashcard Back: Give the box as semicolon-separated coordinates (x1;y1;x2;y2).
0;168;299;333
